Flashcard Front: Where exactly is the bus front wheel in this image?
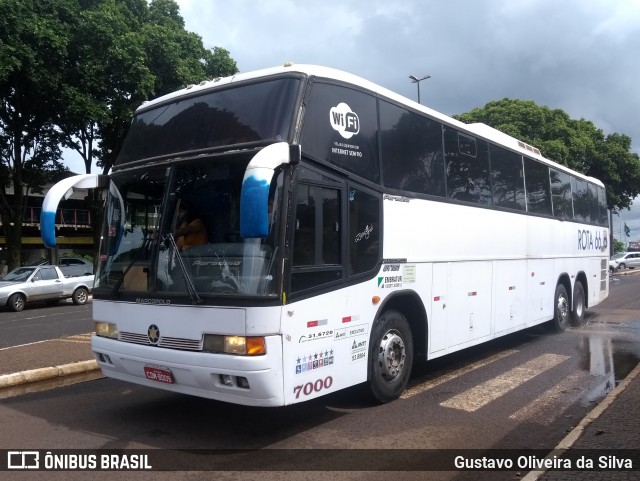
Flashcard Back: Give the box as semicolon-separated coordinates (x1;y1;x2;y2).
368;310;413;403
552;284;570;332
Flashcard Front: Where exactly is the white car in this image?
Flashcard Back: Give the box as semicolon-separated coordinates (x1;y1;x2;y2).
610;252;640;271
0;265;94;312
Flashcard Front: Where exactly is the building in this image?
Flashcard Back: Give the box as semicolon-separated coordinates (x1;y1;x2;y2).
0;182;96;273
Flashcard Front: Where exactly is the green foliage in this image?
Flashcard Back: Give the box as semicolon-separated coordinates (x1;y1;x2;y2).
613;239;626;254
0;0;239;269
454;98;640;212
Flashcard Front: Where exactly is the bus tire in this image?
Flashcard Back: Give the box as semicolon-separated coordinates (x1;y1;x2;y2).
570;281;585;326
552;284;570;332
368;310;413;403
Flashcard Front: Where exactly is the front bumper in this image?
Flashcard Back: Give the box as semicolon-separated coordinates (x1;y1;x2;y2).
92;334;285;406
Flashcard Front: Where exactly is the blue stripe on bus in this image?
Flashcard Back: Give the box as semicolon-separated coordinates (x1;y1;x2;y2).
240;175;269;238
41;210;57;248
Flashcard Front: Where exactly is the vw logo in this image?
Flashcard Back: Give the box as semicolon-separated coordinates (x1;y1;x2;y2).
147;324;160;345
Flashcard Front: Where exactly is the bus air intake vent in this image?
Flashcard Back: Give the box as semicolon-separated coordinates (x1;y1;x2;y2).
517;140;541;155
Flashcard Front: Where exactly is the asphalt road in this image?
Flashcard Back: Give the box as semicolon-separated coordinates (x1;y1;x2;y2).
0;301;92;348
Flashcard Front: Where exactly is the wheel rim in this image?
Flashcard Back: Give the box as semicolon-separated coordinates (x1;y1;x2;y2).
14;297;24;310
557;293;569;326
77;290;87;303
377;329;406;382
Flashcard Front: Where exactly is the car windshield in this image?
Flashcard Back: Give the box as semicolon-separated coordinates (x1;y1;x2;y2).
1;268;35;282
95;155;285;299
612;253;626;260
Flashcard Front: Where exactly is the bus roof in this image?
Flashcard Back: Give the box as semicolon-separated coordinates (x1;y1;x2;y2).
137;63;603;188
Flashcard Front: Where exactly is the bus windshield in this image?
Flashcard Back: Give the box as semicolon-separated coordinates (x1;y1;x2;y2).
116;77;300;165
95;155;285;298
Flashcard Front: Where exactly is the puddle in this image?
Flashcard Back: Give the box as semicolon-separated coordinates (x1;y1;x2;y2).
576;321;640;405
628;319;640;330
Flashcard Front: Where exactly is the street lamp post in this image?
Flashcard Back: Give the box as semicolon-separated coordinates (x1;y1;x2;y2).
409;74;431;104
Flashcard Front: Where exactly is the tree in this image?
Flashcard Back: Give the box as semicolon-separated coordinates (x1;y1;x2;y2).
0;0;72;270
59;0;155;176
57;0;238;261
59;0;238;175
454;98;640;212
0;0;238;270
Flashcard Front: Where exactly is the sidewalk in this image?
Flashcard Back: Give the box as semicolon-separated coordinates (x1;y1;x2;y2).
0;333;638;478
527;360;640;480
0;333;98;388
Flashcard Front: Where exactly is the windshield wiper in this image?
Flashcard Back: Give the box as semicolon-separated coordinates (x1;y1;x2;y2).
164;233;203;304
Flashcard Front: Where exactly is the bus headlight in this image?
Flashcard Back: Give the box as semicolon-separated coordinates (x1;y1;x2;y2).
203;335;266;355
95;322;119;339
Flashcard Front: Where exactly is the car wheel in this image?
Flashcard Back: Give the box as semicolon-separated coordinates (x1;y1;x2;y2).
619;262;627;270
8;293;25;312
368;310;413;403
571;281;585;326
551;284;570;332
72;287;89;305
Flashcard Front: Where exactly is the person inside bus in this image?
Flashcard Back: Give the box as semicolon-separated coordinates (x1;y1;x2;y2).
175;200;208;251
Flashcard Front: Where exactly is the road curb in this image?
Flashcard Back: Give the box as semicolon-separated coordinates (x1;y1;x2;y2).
0;359;99;389
521;360;640;481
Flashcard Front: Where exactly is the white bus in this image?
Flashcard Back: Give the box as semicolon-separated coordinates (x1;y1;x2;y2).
41;64;609;406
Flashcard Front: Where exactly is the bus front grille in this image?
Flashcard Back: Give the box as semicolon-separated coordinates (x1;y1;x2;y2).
119;331;203;351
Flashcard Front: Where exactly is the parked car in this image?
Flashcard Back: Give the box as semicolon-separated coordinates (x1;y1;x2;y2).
28;256;94;277
0;265;94;312
609;252;640;271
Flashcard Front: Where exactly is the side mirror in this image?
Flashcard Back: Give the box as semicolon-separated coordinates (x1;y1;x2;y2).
239;142;293;239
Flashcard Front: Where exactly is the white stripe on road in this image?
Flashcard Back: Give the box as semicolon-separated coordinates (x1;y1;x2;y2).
0;333;93;350
57;333;93;344
400;349;519;399
440;353;570;412
508;371;585;424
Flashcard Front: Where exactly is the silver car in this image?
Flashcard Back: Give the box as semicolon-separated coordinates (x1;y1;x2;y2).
29;257;94;277
610;252;640;270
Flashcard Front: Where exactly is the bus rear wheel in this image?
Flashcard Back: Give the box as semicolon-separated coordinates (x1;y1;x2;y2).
571;281;585;326
369;310;413;403
552;284;570;332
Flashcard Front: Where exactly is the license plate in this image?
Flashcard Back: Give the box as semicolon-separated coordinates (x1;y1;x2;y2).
144;366;174;384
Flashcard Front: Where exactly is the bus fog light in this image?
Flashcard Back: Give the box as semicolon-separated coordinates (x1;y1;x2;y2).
97;353;112;364
220;374;233;386
237;377;250;389
95;322;118;339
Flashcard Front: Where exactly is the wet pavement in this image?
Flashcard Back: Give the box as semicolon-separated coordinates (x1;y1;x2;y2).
531;360;640;481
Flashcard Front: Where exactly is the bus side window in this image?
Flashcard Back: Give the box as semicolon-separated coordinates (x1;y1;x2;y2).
444;128;491;205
